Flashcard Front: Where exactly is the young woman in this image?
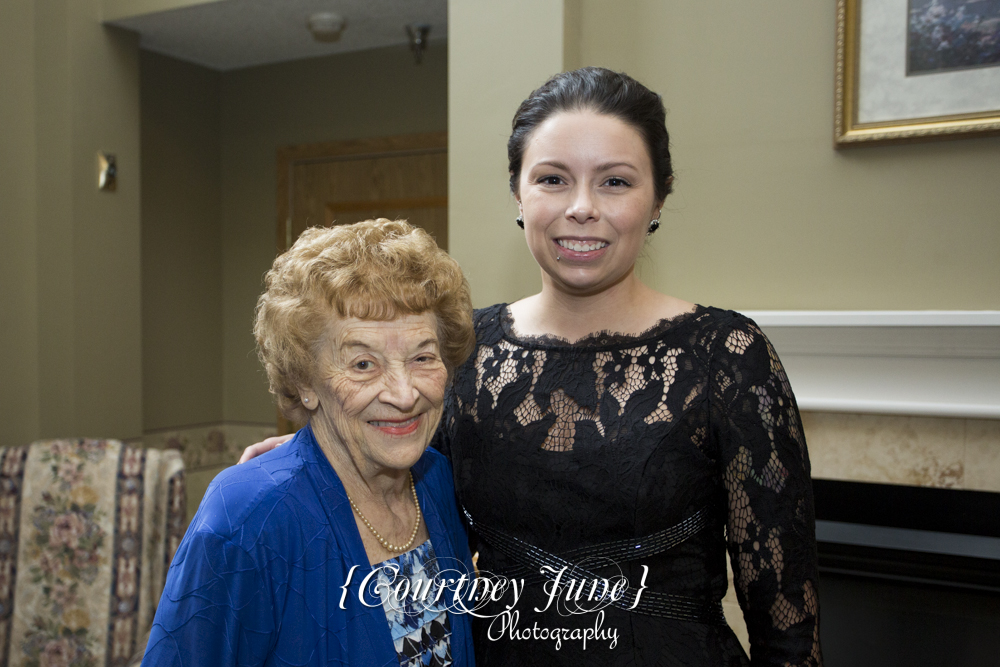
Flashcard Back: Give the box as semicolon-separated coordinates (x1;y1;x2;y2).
245;68;822;666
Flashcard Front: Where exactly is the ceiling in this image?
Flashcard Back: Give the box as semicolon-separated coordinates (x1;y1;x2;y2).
108;0;447;71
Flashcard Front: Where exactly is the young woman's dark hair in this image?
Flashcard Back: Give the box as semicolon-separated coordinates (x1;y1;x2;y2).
508;67;674;202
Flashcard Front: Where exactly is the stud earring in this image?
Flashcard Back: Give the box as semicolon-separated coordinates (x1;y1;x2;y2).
303;397;309;403
516;216;524;229
647;210;662;236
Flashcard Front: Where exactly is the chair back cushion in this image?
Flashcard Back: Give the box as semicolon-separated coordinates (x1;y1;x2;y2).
0;440;184;667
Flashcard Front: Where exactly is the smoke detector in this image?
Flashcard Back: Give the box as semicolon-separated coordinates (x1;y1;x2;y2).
307;12;346;43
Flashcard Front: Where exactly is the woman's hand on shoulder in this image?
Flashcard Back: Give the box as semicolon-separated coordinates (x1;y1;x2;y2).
238;434;293;463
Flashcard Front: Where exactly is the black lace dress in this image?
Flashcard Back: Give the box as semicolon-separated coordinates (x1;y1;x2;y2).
437;304;822;666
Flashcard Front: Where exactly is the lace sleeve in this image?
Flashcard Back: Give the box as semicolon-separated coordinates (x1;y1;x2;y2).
710;315;822;666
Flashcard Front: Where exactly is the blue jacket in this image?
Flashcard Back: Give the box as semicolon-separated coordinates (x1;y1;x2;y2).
143;426;475;666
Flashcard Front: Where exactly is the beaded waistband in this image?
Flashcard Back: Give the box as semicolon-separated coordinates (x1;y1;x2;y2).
462;506;727;625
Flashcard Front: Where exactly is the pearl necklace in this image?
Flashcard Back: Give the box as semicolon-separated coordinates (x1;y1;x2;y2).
347;473;422;553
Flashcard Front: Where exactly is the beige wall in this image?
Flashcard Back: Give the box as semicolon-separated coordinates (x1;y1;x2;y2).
43;7;142;441
102;0;221;22
449;0;1000;311
448;0;566;308
219;43;449;423
0;0;41;447
140;51;223;431
1;0;143;446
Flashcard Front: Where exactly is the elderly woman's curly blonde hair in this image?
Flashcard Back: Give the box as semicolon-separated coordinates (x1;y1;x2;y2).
254;219;475;422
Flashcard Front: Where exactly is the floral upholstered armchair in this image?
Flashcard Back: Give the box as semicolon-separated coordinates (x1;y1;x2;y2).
0;439;185;667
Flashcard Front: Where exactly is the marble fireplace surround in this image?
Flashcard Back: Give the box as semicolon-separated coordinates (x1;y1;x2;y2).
746;310;1000;493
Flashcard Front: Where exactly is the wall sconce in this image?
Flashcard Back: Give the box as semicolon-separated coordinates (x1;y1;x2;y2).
307;12;346;43
406;24;431;64
98;152;116;192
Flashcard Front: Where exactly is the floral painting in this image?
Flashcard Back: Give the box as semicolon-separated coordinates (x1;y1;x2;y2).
835;0;1000;145
908;0;1000;74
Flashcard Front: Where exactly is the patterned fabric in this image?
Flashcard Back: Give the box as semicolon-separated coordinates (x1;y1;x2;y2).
376;540;452;667
440;304;821;666
0;448;28;661
143;423;276;472
0;440;184;667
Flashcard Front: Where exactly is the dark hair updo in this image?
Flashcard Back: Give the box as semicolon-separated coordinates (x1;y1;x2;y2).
508;67;674;202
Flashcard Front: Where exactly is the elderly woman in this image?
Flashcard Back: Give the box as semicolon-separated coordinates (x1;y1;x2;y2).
143;220;477;667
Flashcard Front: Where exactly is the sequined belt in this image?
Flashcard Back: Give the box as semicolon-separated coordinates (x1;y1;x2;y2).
462;505;727;625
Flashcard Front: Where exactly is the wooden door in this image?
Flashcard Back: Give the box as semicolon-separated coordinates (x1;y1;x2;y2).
276;132;447;253
274;132;447;434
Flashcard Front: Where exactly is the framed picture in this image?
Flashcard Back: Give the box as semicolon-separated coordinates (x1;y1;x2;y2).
835;0;1000;146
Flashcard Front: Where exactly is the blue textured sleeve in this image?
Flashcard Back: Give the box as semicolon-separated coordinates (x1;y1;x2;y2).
142;527;276;666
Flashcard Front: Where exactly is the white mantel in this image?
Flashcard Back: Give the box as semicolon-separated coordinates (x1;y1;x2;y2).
743;311;1000;419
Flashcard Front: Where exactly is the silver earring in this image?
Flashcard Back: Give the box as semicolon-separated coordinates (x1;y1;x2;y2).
516;216;524;229
303;398;309;403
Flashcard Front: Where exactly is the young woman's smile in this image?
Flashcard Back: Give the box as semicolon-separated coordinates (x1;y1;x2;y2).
517;110;662;296
554;236;611;261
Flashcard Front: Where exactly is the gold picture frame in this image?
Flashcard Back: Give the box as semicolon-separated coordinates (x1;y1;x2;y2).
835;0;1000;147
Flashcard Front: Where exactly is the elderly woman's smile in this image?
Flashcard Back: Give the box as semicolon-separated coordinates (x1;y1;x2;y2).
301;313;448;475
